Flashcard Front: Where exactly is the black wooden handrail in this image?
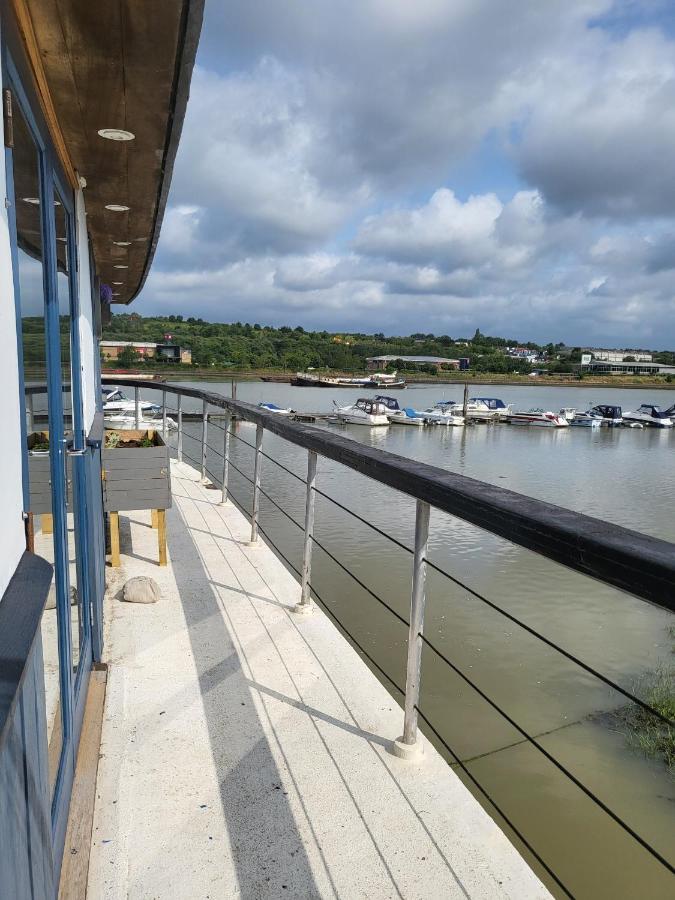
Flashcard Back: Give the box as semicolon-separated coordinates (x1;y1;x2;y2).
99;377;675;611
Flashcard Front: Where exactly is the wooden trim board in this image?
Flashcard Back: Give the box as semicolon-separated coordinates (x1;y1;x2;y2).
58;667;107;900
9;0;79;188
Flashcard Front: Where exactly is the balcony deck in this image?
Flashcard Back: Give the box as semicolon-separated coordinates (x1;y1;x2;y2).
86;460;549;899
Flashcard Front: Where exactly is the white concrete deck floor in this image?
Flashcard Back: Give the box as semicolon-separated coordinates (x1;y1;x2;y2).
87;460;550;899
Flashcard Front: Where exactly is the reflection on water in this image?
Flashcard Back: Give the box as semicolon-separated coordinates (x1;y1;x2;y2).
159;379;675;897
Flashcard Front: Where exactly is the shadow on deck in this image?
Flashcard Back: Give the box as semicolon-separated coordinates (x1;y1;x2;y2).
85;461;548;899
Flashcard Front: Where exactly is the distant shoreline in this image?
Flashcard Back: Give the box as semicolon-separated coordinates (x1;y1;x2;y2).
102;367;675;390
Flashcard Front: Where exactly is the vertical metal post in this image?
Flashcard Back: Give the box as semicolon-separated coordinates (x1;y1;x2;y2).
220;413;231;504
200;399;208;480
394;499;430;759
161;390;167;440
248;424;263;544
177;394;183;462
134;386;141;428
295;450;317;614
462;382;469;420
27;392;34;432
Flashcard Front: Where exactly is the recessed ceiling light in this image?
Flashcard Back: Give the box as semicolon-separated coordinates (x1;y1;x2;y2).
54;200;61;206
113;241;131;246
114;265;128;269
112;281;124;285
57;237;67;243
105;204;130;212
98;128;135;142
112;292;121;296
22;197;40;204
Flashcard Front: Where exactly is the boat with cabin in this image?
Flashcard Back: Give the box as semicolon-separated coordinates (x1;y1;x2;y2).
622;404;673;428
568;411;601;427
422;401;465;426
292;371;406;388
507;409;569;427
102;387;161;417
333;398;390;426
447;397;512;421
585;405;623;426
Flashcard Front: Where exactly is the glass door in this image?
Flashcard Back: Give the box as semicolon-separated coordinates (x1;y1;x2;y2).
7;81;90;827
9;91;71;805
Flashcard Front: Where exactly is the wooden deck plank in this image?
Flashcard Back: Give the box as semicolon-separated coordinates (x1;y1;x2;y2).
58;669;107;900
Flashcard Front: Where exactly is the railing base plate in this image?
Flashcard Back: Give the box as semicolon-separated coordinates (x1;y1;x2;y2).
292;602;313;616
391;737;424;762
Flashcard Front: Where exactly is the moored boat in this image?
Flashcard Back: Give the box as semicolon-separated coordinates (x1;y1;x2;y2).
622;404;673;428
422;401;465;426
102;387;161;416
374;395;425;425
507;409;569;427
333;398;390;426
258;402;293;415
585;405;623;426
569;411;601;427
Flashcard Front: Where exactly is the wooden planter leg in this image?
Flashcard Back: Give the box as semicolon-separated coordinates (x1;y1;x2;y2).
151;509;158;529
157;510;167;566
109;512;121;567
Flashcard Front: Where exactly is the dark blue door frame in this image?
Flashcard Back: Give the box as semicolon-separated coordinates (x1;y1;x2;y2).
2;33;97;883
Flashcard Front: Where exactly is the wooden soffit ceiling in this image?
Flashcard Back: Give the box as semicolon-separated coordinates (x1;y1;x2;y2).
16;0;204;303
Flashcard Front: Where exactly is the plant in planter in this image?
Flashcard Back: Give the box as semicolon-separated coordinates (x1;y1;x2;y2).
102;429;172;567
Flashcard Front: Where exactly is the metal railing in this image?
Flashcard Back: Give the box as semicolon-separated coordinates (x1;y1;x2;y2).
101;378;675;894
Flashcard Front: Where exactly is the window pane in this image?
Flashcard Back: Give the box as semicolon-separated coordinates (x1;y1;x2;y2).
12;101;64;796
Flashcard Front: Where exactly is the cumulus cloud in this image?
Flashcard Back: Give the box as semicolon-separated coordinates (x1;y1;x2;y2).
139;0;675;346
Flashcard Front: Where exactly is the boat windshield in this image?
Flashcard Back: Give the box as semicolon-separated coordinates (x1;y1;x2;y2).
470;398;505;409
374;395;399;410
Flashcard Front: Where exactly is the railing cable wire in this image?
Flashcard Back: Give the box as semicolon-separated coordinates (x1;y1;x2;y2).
420;633;675;875
413;705;575;899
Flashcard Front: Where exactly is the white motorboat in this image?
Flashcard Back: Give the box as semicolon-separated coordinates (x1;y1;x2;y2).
104;413;178;431
258;402;293;416
559;407;577;422
447;397;512;420
422;401;465;426
389;407;426;427
569;411;601;427
374;395;426;426
622;404;673;428
507;409;569;427
585;405;623;426
333;398;390;426
102;387;160;416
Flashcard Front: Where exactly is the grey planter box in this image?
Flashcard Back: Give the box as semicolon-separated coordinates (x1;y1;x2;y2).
102;430;171;512
27;431;72;515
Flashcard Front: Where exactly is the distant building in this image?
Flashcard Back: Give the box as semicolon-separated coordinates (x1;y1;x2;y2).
589;349;653;363
580;359;675;376
366;355;469;371
101;340;192;364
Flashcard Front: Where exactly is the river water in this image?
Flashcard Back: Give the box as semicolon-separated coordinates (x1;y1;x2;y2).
153;379;675;898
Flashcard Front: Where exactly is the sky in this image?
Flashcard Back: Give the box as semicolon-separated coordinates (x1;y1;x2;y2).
138;0;675;347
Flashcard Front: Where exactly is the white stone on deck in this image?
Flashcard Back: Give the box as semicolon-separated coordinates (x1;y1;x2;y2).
87;460;550;900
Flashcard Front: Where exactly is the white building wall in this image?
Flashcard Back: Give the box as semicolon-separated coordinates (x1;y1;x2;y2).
75;187;97;430
0;60;32;597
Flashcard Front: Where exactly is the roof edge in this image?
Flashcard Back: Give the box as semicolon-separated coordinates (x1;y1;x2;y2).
125;0;205;304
